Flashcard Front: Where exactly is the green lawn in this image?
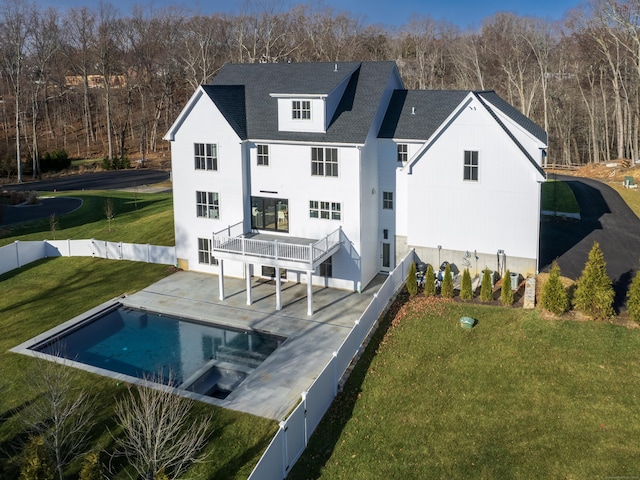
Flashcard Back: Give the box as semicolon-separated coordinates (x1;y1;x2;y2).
0;190;175;247
541;180;580;214
0;191;277;478
290;296;640;479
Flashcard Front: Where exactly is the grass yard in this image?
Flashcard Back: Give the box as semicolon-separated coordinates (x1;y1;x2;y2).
290;295;640;479
0;189;277;478
609;182;640;218
0;190;175;246
541;180;580;214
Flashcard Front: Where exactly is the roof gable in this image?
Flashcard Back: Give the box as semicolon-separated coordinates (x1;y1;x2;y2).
201;85;247;139
209;61;399;144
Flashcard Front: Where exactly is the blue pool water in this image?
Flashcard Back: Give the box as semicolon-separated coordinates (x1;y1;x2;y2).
31;305;285;398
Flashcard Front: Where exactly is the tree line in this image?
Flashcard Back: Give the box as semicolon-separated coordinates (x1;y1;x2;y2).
1;0;639;182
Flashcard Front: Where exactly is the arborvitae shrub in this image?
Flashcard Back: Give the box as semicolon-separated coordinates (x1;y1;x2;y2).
480;268;493;302
441;263;453;298
424;264;436;296
406;261;418;296
460;268;473;300
79;452;103;480
627;267;640;322
19;437;54;480
541;260;569;315
501;270;514;306
574;242;614;320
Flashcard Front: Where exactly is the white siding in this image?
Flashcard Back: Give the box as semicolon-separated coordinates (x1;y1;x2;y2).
277;98;326;133
171;91;245;276
401;99;542;270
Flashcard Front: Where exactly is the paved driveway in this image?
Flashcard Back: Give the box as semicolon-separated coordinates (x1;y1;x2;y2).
539;175;640;309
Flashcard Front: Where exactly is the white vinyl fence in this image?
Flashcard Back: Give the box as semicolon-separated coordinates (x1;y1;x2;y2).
0;239;176;276
247;250;415;480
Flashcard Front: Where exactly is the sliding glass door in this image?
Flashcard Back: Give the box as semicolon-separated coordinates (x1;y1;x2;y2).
251;197;289;232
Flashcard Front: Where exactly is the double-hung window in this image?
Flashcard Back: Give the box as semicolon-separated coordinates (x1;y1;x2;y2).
309;200;341;220
197;237;211;264
194;143;217;171
397;143;408;162
292;100;311;120
196;191;219;219
382;191;394;210
257;144;269;166
464;150;478;181
311;147;338;177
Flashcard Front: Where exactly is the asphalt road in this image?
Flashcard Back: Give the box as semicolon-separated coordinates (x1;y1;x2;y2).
1;169;170;192
539;175;640;309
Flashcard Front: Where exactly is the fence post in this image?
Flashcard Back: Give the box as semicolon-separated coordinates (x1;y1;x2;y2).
301;391;309;444
332;351;338;397
119;242;123;260
280;421;287;479
14;241;20;269
147;244;150;263
274;240;278;260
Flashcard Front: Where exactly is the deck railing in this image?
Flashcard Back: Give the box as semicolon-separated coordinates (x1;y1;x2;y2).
211;227;343;267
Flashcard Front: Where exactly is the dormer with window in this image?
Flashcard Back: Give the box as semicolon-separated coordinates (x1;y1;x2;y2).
270;65;355;134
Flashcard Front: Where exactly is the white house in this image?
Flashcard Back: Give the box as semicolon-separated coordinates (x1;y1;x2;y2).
164;61;547;314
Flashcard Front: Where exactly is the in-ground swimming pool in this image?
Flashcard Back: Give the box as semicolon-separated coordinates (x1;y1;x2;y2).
28;303;286;399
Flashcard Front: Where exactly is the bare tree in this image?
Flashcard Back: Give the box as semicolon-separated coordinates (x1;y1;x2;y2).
0;0;33;183
20;356;96;480
111;374;211;480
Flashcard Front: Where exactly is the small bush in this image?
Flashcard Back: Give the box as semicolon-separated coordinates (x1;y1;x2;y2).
40;149;70;173
19;436;54;480
406;261;418;296
27;191;39;205
424;264;436;296
626;267;640;322
78;452;103;480
541;261;569;315
501;270;514;306
441;263;453;298
460;268;472;300
574;242;614;320
102;156;131;170
480;268;493;302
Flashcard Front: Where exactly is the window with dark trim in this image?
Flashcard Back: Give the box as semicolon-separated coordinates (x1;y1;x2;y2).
196;191;219;219
257;144;269;166
311;147;338;177
397;143;408;162
197;237;210;264
382;191;393;210
292;100;311;120
194;143;217;171
464;150;478;181
309;200;341;220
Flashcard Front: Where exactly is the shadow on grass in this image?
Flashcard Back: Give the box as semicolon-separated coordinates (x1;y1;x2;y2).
287;289;409;480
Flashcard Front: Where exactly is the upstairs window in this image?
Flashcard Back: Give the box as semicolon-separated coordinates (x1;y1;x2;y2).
397;143;408;162
311;147;338;177
257;144;269;166
464;150;479;181
196;191;219;219
292;100;311;120
194;143;217;171
382;191;394;210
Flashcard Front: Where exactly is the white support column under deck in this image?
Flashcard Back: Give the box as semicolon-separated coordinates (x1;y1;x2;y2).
275;267;282;311
307;270;313;316
246;263;252;306
218;259;225;301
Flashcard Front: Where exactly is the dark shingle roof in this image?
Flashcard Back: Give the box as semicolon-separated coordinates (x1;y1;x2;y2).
378;90;469;139
476;91;547;144
201;85;247;139
207;61;399;144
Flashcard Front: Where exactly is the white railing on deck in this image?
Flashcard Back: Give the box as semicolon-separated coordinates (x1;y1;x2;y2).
212;227;343;266
247;250;415;479
0;239;176;276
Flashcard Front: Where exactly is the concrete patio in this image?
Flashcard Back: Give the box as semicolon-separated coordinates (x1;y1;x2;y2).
120;270;385;420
